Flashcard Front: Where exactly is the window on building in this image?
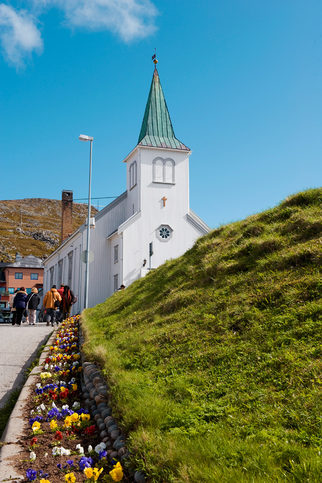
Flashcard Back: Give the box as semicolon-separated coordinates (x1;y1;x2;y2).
0;287;5;294
49;267;54;288
164;159;175;183
30;273;39;280
153;158;163;182
129;161;137;189
8;288;14;294
58;260;63;287
68;252;73;288
15;272;23;279
114;245;119;264
26;288;32;294
153;157;175;183
113;274;118;292
156;224;173;242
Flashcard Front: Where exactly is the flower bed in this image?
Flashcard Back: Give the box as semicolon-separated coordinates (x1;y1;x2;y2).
16;316;126;483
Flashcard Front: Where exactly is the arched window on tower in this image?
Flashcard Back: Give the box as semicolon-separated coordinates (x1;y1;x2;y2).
153;157;175;184
129;161;137;189
164;159;175;183
153;158;164;182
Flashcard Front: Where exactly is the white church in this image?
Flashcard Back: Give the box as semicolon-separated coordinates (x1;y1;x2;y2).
43;65;210;312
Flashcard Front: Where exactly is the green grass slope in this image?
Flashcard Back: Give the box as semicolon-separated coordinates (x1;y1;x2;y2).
82;189;322;482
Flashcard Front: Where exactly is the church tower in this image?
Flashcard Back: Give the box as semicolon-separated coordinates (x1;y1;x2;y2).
120;61;208;283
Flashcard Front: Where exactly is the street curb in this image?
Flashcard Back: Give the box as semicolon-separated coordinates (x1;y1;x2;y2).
0;329;56;481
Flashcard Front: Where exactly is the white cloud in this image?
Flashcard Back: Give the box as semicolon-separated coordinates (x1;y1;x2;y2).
32;0;158;41
0;4;42;66
0;0;157;66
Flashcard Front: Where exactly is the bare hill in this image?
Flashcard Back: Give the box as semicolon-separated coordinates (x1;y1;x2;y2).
0;198;97;262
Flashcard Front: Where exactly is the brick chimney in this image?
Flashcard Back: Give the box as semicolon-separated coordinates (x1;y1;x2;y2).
61;190;73;243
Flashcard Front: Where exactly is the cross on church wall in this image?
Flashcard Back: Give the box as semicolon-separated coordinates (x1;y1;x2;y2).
161;196;167;207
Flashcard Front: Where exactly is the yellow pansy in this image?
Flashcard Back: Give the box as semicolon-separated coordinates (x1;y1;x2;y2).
50;420;58;430
40;479;51;483
71;412;79;422
32;421;41;432
93;467;104;481
64;473;76;483
109;462;123;481
64;416;72;427
72;384;78;391
84;467;93;478
80;413;90;421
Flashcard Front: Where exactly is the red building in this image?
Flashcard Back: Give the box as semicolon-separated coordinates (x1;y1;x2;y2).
0;254;44;308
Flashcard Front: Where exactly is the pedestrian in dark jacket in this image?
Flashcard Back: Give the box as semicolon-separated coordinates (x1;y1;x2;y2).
26;287;40;325
62;285;75;320
13;287;27;326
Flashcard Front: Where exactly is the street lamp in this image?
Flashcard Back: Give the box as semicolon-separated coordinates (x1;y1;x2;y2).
79;134;94;309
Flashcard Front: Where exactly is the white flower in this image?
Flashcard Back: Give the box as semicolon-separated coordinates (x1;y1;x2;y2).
76;444;84;454
30;451;36;461
88;445;93;453
72;401;80;410
52;402;57;408
70;377;76;384
44;452;48;458
44;363;49;370
30;409;34;415
52;446;71;456
62;404;69;411
36;383;42;389
94;442;106;454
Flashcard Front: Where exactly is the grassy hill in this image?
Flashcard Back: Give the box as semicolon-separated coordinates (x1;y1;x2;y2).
0;198;96;262
82;188;321;482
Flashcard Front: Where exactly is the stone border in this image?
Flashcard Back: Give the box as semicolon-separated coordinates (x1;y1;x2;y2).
0;329;56;481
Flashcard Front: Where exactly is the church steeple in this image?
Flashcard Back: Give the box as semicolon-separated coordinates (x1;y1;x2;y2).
138;67;189;151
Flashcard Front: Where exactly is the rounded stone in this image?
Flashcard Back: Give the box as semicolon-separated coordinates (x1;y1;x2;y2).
89;371;101;381
100;430;108;439
95;394;107;405
99;423;106;432
110;451;118;459
82;391;90;400
101;408;112;419
110;429;120;440
108;424;118;435
84;398;91;408
93;376;102;386
90;389;98;399
97;402;107;411
134;471;146;482
105;416;115;427
113;439;124;450
92;409;99;417
117;447;127;457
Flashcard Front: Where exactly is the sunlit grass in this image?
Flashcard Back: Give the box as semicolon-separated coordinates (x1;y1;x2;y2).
82;188;322;482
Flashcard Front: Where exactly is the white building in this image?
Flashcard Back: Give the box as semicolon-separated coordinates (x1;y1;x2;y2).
43;66;210;312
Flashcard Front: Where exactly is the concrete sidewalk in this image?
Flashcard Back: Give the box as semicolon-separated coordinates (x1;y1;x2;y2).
0;323;53;409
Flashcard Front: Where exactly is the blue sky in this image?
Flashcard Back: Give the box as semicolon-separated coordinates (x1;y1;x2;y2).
0;0;321;228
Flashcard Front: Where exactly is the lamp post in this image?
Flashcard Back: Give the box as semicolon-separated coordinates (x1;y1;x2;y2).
79;134;93;309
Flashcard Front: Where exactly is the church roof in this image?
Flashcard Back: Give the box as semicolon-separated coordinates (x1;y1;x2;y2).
138;67;190;151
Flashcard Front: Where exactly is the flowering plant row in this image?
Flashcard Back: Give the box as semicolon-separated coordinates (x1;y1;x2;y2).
21;316;124;483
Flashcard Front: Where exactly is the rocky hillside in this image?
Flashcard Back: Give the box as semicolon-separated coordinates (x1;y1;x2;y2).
0;198;97;262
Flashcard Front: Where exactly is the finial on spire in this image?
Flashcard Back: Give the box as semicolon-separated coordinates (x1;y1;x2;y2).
152;48;158;66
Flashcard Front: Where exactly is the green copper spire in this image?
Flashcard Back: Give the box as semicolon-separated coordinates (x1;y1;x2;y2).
138;68;189;151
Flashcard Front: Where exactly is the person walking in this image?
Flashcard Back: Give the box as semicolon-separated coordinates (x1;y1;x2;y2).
26;287;40;325
57;284;64;322
13;287;27;326
10;288;19;326
43;285;62;327
61;285;75;320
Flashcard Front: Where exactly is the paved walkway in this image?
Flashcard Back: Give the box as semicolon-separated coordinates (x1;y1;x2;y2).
0;323;53;409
